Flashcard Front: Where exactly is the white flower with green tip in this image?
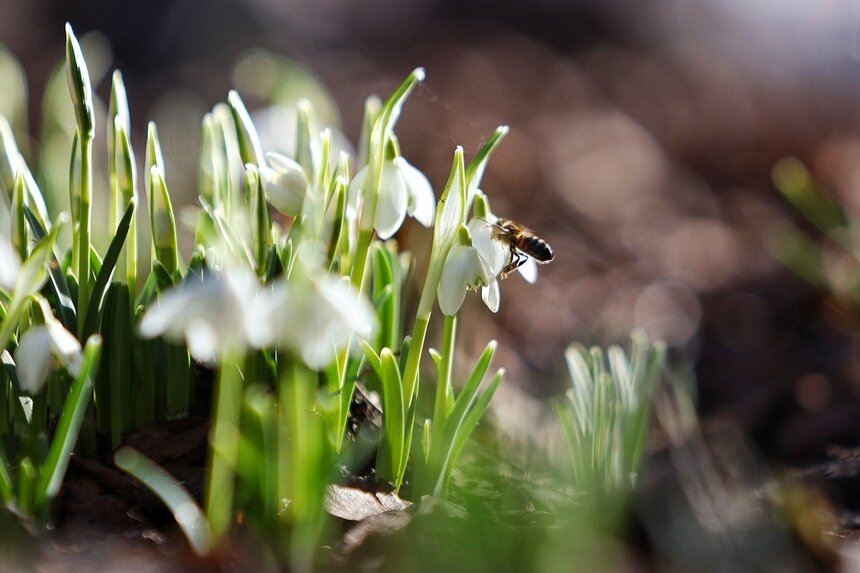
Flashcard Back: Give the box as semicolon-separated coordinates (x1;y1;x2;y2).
15;318;82;394
138;267;260;365
259;151;309;216
348;157;435;239
436;218;514;316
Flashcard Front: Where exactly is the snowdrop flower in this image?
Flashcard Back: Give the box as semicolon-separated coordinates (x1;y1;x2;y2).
437;218;510;316
139;266;260;365
259;151;309;216
348;157;435;239
250;269;377;369
15;318;82;394
437;244;489;316
0;233;19;290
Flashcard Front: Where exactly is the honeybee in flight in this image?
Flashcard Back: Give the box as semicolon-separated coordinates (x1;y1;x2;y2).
491;218;554;278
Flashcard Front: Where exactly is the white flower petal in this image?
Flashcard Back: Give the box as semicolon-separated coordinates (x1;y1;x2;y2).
0;234;20;290
436;174;464;246
246;286;283;349
346;165;368;222
468;218;508;276
437;245;488;316
261;153;308;216
138;267;259;362
46;320;83;376
252;272;377;369
0;191;11;240
374;165;408;240
186;319;220;365
14;320;82;394
481;280;501;313
15;326;54;394
395;157;435;227
317;276;377;341
518;256;538;284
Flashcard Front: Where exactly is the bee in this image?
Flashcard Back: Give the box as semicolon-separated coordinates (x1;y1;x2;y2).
491;218;554;278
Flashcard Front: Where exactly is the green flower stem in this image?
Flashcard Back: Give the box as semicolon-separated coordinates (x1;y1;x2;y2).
402;246;446;406
76;132;92;339
17;458;36;516
431;313;456;451
278;361;329;572
205;352;244;539
350;227;375;290
0;446;13;505
165;344;190;419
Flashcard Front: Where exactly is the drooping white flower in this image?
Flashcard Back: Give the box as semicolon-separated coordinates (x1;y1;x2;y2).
0;233;19;291
250;271;377;369
15;319;82;394
437;245;489;316
347;157;435;239
436;218;513;316
139;267;260;364
260;151;309;216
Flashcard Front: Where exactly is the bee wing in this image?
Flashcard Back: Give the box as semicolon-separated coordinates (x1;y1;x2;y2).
518;256;538;283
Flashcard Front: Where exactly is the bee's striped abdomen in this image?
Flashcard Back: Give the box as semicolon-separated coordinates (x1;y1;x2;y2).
519;235;553;263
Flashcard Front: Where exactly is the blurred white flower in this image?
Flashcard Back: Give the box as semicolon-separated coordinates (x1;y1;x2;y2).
348;157;435;239
260;151;309;216
250;271;377;369
0;233;19;291
139;267;260;365
15;318;82;394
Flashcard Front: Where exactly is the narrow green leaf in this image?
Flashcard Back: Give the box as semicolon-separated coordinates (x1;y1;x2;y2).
0;214;66;351
358;340;383;381
115;447;214;556
23;206;76;333
108;283;132;446
64;24;94;138
34;335;102;511
444;340;497;441
379;348;404;484
148;166;178;276
464;125;509;209
295;99;315;177
437;368;503;495
11;170;26;260
773;157;848;236
0;115;19;197
82;198;136;340
227;90;264;167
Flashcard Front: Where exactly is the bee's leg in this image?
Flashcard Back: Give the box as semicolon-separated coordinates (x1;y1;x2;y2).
512;251;527;270
499;250;526;279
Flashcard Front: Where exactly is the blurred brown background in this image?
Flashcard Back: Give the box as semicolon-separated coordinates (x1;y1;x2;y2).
4;0;860;462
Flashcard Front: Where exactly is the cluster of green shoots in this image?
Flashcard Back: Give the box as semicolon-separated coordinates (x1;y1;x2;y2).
555;330;665;498
0;24;554;569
